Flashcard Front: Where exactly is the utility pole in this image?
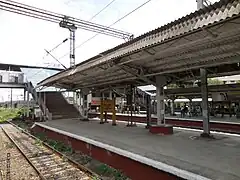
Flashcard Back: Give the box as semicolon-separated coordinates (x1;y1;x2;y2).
196;0;205;10
59;16;77;67
10;88;13;108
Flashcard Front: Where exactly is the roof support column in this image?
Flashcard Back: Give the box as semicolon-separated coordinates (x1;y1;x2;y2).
188;97;193;117
156;76;166;125
170;98;176;116
26;87;30;118
79;89;89;121
23;88;26;117
43;91;46;121
200;68;211;137
150;76;173;134
145;94;151;129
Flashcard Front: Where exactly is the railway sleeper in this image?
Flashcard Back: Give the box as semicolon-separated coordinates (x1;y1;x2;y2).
36;162;68;169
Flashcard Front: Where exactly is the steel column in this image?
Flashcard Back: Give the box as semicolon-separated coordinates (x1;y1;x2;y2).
170;99;175;116
197;0;205;10
26;89;30;117
146;95;151;128
23;88;26;116
70;29;76;67
43;91;46;120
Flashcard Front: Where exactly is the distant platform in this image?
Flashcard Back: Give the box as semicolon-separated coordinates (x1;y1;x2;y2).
35;119;240;180
89;112;240;134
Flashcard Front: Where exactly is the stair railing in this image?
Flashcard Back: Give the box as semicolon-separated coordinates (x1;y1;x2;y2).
26;82;52;120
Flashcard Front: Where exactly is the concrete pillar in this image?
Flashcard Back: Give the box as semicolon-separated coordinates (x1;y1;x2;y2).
156;76;166;125
100;92;104;124
109;90;112;100
170;99;175;116
38;91;42;121
26;90;30;117
146;95;151;128
23;89;26;101
189;98;193;117
200;68;210;136
79;91;82;113
23;89;26;116
43;91;46;120
82;89;89;119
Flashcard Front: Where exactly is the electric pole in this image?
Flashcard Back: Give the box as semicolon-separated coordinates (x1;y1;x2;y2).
59;16;77;67
196;0;205;10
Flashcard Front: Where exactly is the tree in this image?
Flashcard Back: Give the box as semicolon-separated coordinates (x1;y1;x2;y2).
207;78;223;85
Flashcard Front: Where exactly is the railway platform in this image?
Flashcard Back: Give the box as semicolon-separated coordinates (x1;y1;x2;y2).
89;112;240;134
33;118;240;180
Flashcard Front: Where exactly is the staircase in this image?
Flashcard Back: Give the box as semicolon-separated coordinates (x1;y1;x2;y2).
135;87;157;114
134;87;151;109
38;91;80;120
26;82;52;120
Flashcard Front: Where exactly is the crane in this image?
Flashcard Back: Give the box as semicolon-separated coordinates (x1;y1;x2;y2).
0;0;134;67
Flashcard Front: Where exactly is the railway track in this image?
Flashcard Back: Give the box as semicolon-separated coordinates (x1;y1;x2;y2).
1;123;97;180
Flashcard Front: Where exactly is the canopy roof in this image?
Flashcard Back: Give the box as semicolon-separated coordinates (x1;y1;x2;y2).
38;0;240;90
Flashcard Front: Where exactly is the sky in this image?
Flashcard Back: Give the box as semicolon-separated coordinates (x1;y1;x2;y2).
0;0;219;102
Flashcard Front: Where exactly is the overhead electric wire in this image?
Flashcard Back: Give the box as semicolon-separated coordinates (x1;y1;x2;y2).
88;0;117;21
59;0;153;60
42;38;68;59
26;0;118;79
0;0;132;39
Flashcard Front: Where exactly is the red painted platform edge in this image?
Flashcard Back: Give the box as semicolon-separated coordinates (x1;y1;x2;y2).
89;113;240;134
32;125;183;180
149;124;173;135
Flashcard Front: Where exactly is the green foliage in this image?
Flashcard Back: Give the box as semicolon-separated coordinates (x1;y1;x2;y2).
35;132;47;141
34;139;43;147
0;108;21;123
207;78;223;85
167;84;178;89
95;164;127;180
46;139;72;153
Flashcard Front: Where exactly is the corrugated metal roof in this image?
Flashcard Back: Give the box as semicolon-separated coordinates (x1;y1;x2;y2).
89;0;240;63
38;0;240;87
74;0;240;66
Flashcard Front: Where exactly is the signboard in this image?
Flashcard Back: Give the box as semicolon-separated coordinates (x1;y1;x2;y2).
100;98;116;125
102;99;113;112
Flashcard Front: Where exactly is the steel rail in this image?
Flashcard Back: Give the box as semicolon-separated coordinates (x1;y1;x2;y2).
7;121;101;179
1;126;47;180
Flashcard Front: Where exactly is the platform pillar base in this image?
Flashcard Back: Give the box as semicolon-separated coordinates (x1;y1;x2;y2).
112;123;117;126
145;125;150;129
200;133;214;138
80;118;89;121
149;124;173;135
126;124;137;127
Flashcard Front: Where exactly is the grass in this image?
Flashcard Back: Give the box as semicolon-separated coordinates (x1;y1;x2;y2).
95;164;128;180
0;108;23;123
16;124;129;180
34;133;73;154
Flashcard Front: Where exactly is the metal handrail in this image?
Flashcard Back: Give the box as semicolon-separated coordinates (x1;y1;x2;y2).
26;82;52;120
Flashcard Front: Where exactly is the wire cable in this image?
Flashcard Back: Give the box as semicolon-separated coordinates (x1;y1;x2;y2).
28;0;118;79
58;0;153;60
0;0;132;39
89;0;117;21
